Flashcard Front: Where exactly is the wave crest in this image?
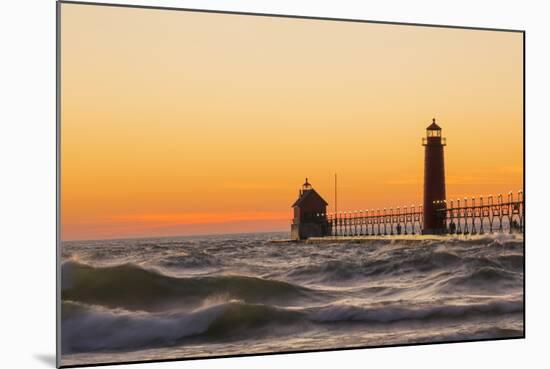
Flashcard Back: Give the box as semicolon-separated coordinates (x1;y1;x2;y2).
61;301;304;354
62;261;320;311
309;298;523;323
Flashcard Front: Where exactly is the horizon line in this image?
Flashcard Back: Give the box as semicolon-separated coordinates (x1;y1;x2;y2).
61;229;290;243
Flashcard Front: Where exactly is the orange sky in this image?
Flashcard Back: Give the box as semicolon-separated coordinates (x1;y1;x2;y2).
60;3;523;241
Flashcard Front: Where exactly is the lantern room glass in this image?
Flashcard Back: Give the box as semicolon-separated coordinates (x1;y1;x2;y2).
427;129;441;137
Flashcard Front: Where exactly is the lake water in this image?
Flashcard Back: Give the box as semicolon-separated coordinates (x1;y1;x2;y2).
60;232;524;366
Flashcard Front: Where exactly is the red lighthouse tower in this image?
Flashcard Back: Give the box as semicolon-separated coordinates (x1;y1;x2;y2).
422;118;447;234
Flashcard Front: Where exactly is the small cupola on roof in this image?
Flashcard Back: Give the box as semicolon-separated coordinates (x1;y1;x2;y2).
302;178;313;191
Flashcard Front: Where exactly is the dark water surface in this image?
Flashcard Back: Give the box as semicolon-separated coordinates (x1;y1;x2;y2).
60;232;524;366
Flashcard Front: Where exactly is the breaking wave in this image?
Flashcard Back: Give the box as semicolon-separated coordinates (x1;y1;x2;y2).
62;261;323;311
309;298;523;323
62;296;523;354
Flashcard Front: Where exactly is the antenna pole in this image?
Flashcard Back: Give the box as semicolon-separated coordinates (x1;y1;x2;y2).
335;173;338;215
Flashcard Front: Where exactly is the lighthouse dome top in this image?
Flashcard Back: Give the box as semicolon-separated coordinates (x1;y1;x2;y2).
427;118;442;131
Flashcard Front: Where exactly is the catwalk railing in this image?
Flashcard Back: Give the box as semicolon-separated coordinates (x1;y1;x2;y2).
434;190;524;234
318;190;524;236
326;206;424;236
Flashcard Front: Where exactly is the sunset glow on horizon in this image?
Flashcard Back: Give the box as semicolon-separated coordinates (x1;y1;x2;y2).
60;4;523;241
